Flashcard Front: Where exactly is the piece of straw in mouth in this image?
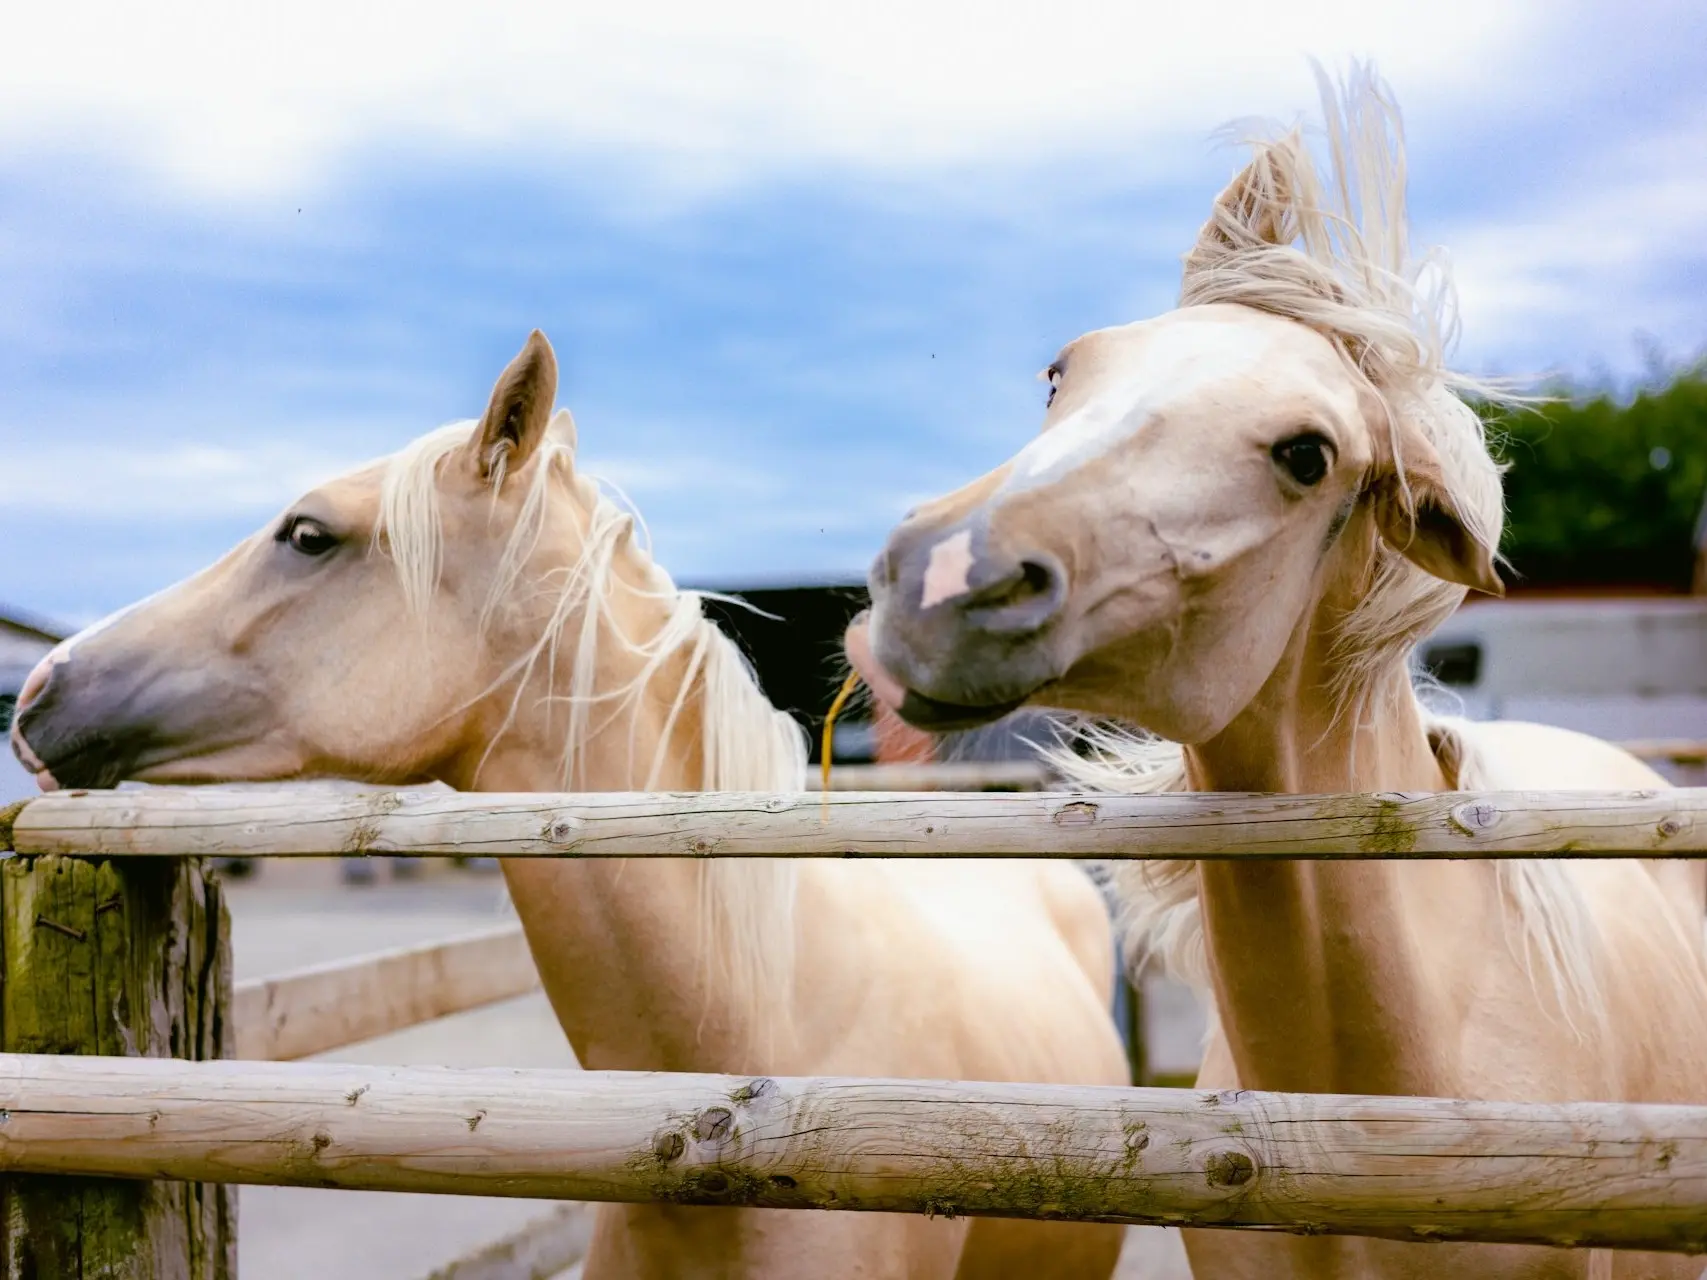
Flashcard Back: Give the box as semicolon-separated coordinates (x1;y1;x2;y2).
820;671;861;817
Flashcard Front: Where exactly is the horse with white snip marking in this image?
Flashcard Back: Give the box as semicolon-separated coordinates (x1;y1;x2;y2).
10;333;1128;1280
845;66;1707;1280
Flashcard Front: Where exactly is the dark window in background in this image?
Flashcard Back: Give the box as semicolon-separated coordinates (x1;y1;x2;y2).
695;583;871;763
1419;641;1483;687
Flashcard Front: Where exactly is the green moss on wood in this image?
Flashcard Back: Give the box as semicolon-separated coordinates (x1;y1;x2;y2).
0;800;26;854
0;856;235;1279
1359;798;1420;856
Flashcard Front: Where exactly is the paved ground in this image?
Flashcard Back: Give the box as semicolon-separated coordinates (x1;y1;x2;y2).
225;857;1192;1280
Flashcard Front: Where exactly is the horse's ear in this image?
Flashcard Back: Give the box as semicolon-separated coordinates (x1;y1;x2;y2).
547;408;578;455
1370;421;1504;597
1181;138;1298;283
467;330;558;485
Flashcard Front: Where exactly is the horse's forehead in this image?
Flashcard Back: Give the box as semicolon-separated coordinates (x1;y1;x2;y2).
1011;311;1350;490
1072;308;1336;386
312;464;388;511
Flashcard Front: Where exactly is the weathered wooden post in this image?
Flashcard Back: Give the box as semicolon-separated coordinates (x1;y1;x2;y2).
0;801;235;1280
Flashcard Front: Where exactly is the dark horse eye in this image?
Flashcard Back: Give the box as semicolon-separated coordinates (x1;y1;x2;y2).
1272;433;1332;487
279;516;339;557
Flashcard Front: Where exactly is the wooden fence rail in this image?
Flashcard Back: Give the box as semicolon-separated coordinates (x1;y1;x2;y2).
7;783;1707;1277
422;1205;589;1280
8;787;1707;860
3;1054;1706;1254
813;761;1052;791
1620;739;1707;767
817;743;1706;791
233;924;539;1061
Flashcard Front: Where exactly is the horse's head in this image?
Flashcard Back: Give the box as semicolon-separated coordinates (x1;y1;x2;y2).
848;75;1504;744
12;330;599;790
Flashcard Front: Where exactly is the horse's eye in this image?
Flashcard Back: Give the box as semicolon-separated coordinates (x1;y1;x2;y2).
279;516;339;557
1271;433;1333;487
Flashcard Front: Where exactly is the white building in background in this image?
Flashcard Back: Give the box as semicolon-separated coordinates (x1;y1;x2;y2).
0;606;67;802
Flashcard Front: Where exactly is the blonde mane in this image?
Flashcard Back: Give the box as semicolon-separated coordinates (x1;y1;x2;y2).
377;416;808;1028
1053;64;1603;1027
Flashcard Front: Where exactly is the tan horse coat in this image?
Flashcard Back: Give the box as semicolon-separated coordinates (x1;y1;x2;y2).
12;333;1128;1280
846;65;1707;1280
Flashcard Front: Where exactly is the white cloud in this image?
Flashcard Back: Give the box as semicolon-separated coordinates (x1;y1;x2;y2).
0;440;362;519
0;430;800;526
1;0;1549;198
1445;106;1707;375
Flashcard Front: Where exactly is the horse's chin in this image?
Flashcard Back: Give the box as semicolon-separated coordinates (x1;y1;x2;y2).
130;756;302;787
890;689;1028;733
10;727;59;792
842;614;1034;733
68;742;316;791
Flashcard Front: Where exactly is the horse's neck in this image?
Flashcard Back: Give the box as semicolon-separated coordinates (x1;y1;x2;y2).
1184;625;1479;1095
470;572;780;1074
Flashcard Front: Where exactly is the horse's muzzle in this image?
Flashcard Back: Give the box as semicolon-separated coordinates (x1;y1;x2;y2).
855;515;1069;730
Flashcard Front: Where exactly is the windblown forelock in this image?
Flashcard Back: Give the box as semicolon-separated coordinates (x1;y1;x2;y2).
1177;63;1506;710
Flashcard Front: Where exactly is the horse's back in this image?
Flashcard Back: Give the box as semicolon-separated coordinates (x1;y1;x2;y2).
1457;718;1707;927
1465;719;1671;788
898;861;1130;1280
791;860;1128;1280
1460;718;1707;1099
848;859;1125;1081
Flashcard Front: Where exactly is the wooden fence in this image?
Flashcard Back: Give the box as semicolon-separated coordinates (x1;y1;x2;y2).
12;786;1706;860
2;784;1706;1278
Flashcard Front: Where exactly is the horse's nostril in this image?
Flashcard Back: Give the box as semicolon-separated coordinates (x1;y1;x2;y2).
977;560;1056;610
1018;560;1054;598
961;555;1066;637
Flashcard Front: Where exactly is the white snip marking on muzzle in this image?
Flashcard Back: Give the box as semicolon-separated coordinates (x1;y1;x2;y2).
919;530;976;610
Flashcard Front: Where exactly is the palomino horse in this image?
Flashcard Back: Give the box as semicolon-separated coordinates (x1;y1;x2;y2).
846;66;1707;1280
10;333;1129;1280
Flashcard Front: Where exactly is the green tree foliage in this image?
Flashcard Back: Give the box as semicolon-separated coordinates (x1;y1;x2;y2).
1480;362;1707;590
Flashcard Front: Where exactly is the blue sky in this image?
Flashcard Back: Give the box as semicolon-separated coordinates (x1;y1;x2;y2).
2;0;1704;627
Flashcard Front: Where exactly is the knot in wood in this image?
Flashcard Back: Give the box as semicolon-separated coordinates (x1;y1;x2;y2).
689;838;716;856
695;1106;735;1142
1203;1149;1256;1188
652;1129;686;1163
731;1077;776;1104
545;816;582;845
1052;801;1099;828
1124;1129;1150;1154
1448;800;1499;836
1657;817;1684;839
